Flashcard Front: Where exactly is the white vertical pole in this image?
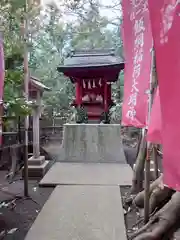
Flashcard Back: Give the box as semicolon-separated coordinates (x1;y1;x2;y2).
144;47;154;223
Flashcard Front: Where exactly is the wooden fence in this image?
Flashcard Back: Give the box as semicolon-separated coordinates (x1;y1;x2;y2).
0;116;64;170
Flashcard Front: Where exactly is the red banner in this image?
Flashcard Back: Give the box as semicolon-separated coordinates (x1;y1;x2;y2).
121;21;125;58
148;0;180;190
0;33;4;146
122;0;153;128
147;87;162;144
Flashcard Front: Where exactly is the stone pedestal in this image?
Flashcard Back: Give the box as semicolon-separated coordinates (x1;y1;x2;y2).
22;153;49;179
22;159;49;179
23;92;49;179
26;155;49;178
59;124;126;163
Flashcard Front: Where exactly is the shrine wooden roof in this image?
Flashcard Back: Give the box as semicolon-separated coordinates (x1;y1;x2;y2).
58;49;124;69
57;49;124;82
29;76;50;92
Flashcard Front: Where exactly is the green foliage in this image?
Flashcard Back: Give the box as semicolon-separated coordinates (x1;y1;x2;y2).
76;106;88;123
109;103;122;123
110;70;124;123
100;111;111;124
1;0;124;123
0;0;34;119
70;2;109;49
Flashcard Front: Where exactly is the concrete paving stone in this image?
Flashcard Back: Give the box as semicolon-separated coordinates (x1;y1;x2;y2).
39;162;132;186
25;185;127;240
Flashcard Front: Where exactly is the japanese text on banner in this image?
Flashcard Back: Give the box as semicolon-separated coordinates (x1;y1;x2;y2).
126;1;148;121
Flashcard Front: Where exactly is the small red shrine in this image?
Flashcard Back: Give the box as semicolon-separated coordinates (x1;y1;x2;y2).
57;49;124;122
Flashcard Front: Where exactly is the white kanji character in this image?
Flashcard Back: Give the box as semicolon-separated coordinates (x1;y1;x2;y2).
131;0;144;8
142;1;148;13
131;79;139;92
134;0;149;14
130;0;143;20
128;92;138;106
130;11;135;21
132;64;141;80
160;0;180;44
131;0;145;15
126;107;136;120
134;48;143;65
134;17;145;35
134;32;144;49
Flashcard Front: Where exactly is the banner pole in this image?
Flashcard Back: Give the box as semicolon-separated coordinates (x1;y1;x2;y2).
144;47;154;223
22;0;30;197
0;31;4;148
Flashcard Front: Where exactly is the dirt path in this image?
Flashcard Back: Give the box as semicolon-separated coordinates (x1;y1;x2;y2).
0;177;53;240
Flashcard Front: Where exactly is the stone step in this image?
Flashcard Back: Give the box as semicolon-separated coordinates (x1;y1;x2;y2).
25;185;127;240
88;119;99;124
40;162;132;186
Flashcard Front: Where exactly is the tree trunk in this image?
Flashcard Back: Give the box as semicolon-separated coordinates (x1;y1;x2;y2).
136;131;142;159
131;129;147;194
134;175;174;213
131;191;180;240
134;175;163;207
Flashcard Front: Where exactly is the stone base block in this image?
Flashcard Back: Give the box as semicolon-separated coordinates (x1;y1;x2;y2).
59;124;126;164
28;155;45;166
22;160;50;179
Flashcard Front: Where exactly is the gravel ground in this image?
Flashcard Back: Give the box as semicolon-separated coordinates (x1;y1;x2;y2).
0;178;53;240
120;186;142;240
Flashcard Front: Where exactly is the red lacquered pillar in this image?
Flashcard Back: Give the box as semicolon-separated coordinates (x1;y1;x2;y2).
75;80;82;107
107;83;111;105
104;81;108;112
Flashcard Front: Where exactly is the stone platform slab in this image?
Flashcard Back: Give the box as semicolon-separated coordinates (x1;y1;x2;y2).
28;155;45;166
60;124;126;163
25;185;127;240
40;162;132;186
